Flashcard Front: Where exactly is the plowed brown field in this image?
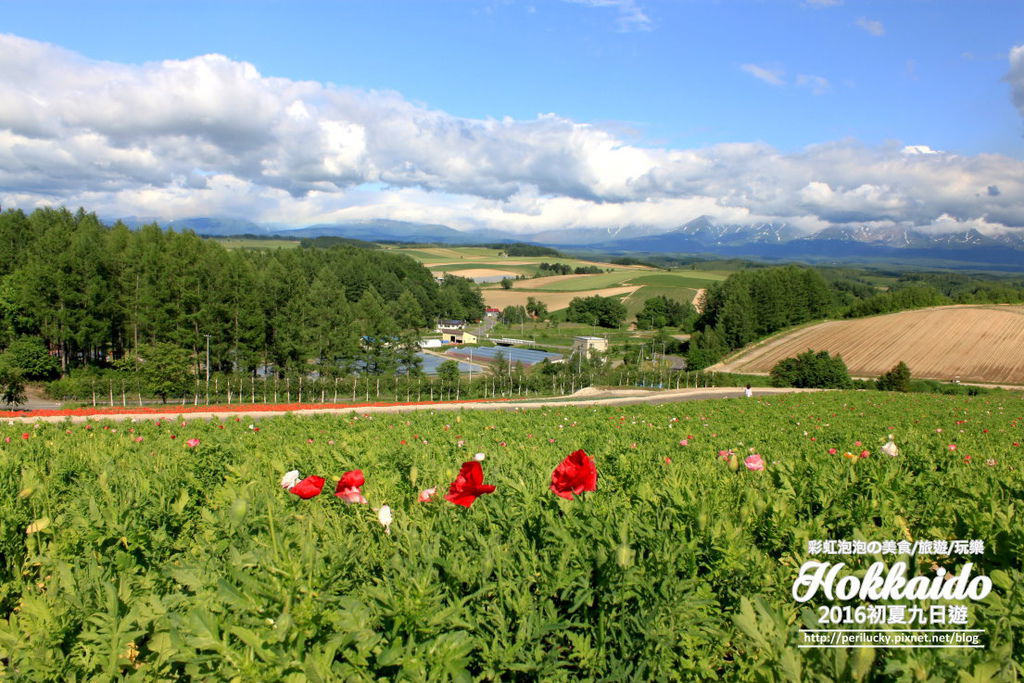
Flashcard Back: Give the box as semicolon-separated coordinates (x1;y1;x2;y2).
716;304;1024;384
483;286;641;312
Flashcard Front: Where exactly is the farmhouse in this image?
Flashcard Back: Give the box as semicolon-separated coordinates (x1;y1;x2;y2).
439;329;477;344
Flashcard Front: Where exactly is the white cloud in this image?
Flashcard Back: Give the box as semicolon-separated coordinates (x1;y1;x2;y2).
2;34;1024;237
856;17;885;37
796;74;831;95
1007;45;1024;118
740;63;786;86
563;0;651;31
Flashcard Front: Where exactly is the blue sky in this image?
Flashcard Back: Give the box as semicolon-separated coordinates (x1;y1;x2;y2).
1;1;1023;234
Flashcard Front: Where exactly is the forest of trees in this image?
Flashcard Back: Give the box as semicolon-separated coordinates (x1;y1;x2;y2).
686;266;837;370
0;207;485;378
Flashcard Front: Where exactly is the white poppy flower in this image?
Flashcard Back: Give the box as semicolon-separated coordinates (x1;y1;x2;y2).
280;470;301;490
377;505;393;534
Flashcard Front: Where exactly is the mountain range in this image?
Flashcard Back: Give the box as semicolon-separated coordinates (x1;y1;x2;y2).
110;214;1024;270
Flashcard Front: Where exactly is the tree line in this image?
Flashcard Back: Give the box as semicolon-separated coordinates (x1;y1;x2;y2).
0;207;485;379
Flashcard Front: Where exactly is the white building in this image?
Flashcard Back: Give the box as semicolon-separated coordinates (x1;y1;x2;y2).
573;336;608;358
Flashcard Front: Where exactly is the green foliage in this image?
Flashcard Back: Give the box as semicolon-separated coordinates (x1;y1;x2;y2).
635;296;697;331
499;243;561;257
0;392;1021;678
526;297;547;321
844;285;950;318
1;337;60;381
0;356;26;406
566;295;627;329
500;277;513;289
435;360;460;386
133;343;195;403
769;350;853;389
0;207;485;376
685;326;729;371
702;266;834;350
500;306;528;325
876;361;912;392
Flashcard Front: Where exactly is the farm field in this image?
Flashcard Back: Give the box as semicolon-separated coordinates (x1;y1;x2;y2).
1;391;1021;679
485;321;645;347
388;246;725;312
483;285;641;312
211;237;301;250
717;304;1024;385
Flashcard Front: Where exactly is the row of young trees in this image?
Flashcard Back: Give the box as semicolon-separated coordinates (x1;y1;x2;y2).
0;207;485;377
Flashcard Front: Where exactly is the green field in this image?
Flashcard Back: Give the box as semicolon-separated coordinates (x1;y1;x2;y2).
624;285;701;317
212;238;301;250
2;392;1021;679
512;269;724;293
488;320;646;347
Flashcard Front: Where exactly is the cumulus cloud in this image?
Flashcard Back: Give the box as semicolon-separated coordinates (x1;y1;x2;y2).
856;17;885;36
1;33;1024;237
740;64;786;86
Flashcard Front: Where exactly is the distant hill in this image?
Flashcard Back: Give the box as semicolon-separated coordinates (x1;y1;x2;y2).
109;213;1024;271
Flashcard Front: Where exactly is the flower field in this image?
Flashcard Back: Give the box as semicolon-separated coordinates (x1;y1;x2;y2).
1;391;1023;680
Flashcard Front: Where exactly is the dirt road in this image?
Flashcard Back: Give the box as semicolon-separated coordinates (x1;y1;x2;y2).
4;387;816;424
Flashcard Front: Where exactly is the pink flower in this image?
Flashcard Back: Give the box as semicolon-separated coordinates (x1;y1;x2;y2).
859;450;870;459
186;438;200;448
664;457;672;464
134;436;144;443
963;455;972;463
744;453;765;471
418;487;437;502
335;470;368;504
854;441;862;447
679;439;689;447
828;448;837;455
948;444;957;451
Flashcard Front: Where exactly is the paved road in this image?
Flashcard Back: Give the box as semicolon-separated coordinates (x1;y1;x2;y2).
4;387;816;424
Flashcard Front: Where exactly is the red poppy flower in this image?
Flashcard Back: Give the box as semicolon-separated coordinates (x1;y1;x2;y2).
335;469;368;504
444;461;496;507
289;475;326;499
550;449;597;500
